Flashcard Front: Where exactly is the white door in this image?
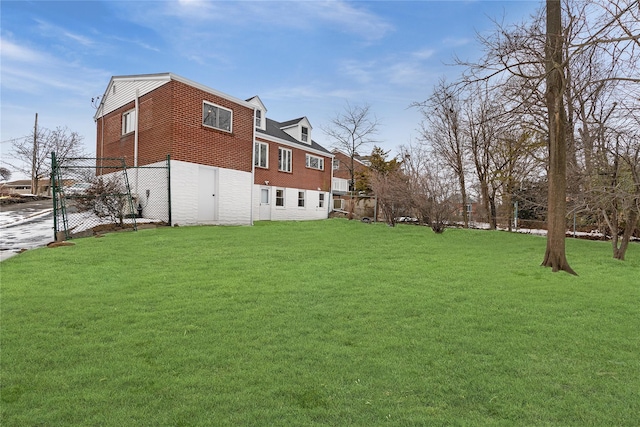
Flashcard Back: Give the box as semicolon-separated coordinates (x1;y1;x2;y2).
259;188;271;220
198;166;217;222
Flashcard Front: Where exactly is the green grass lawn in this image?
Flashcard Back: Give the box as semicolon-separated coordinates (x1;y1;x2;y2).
1;220;639;426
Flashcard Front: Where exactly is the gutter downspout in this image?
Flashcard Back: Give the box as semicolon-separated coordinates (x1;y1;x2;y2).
134;89;140;196
329;153;335;217
250;107;256;226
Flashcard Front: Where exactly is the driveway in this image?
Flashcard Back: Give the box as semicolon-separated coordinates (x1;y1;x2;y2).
0;199;55;261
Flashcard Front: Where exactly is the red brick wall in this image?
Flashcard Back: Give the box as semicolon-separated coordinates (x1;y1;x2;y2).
97;101;136;162
332;150;368;181
95;79;254;171
254;137;332;192
170;80;253;172
138;84;172;164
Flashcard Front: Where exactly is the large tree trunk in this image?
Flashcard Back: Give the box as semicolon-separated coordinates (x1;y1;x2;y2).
542;0;577;275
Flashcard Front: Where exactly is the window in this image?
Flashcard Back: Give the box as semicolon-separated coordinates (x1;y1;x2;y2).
276;189;284;207
255;109;262;127
319;193;325;208
333;158;340;170
260;188;269;204
305;154;324;170
255;142;268;168
278;147;292;172
122;109;136;135
203;101;232;132
298;191;305;207
301;126;309;142
333;198;343;210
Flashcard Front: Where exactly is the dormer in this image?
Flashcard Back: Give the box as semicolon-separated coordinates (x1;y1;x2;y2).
280;117;313;145
246;96;267;131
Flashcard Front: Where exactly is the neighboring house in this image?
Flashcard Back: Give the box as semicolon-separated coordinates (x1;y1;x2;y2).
331;150;376;218
1;180;51;196
455;198;480;222
93;73;333;226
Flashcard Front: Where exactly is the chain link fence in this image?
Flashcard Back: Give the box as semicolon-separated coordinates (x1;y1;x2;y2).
52;155;170;240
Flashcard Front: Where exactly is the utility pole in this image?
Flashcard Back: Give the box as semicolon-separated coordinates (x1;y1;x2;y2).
31;113;38;195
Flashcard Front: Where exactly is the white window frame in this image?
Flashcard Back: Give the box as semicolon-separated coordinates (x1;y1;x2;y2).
202;101;232;132
275;188;285;207
255;109;262;128
298;190;306;208
278;147;292;173
305;154;324;170
255;142;268;168
301;126;309;142
332;158;340;170
319;193;325;208
260;188;269;204
122;109;136;135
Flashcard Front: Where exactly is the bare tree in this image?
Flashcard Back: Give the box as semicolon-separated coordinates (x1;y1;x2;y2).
415;80;470;227
401;141;458;233
449;0;640;271
323;102;380;219
367;146;410;227
75;175;129;227
541;0;577;274
10;126;85;195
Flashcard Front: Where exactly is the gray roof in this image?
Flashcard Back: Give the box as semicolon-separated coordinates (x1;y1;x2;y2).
278;117;306;128
257;118;332;155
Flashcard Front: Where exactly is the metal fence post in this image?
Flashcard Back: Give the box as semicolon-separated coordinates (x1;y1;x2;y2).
51;152;58;240
167;154;172;226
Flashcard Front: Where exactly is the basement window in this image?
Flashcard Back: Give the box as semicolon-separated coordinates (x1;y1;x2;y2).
276;189;285;207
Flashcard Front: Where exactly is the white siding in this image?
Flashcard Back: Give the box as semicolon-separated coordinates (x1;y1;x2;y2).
170;160;252;226
98;77;171;118
252;185;328;221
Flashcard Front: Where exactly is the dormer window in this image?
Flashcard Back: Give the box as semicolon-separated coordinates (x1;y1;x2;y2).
255;110;262;128
301;126;309;142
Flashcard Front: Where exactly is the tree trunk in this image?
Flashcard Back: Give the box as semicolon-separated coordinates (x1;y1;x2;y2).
614;210;637;260
480;180;494;229
541;0;577;275
458;172;469;227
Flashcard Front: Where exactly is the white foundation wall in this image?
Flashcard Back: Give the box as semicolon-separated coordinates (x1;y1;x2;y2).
170;160;252;226
216;167;253;225
252;185;329;221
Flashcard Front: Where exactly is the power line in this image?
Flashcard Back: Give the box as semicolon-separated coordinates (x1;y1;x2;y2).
0;135;30;144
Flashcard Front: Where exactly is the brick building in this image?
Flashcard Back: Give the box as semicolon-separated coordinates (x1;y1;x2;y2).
94;73;333;225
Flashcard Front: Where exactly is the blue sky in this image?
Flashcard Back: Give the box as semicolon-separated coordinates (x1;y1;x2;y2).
1;0;540;174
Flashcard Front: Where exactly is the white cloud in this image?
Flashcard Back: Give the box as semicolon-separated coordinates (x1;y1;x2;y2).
340;60;377;85
301;1;394;41
118;0;393;44
0;38;42;63
34;18;96;48
412;48;436;60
